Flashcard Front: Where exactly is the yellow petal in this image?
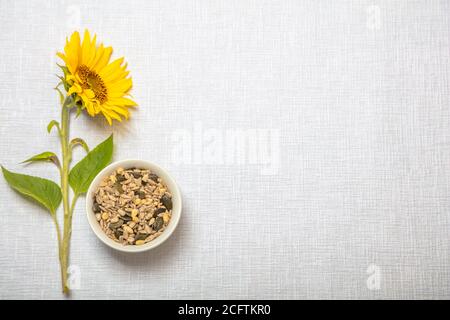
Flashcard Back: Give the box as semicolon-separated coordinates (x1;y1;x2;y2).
101;110;113;125
92;100;101;113
83;99;96;116
90;44;106;71
66;74;76;82
107;104;130;119
101;107;123;122
99;57;124;79
68;82;82;95
108;78;133;94
108;97;138;107
81;30;94;66
56;52;67;64
103;68;130;83
92;46;113;72
84;89;95;99
86;33;98;67
65;31;80;74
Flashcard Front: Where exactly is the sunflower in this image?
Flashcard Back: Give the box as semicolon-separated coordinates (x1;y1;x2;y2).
57;30;137;125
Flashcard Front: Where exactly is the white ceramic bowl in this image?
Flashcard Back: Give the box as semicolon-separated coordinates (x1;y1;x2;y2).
86;159;182;253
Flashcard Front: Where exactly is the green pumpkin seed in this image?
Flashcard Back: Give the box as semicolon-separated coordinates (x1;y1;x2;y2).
114;229;123;239
122;214;132;221
153;207;166;217
93;201;101;213
153;217;164;231
113;181;123;193
161;194;172;210
109;219;124;229
116;174;126;182
132;171;141;179
135;232;148;241
137;190;146;199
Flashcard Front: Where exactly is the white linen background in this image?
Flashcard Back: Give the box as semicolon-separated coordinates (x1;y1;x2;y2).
0;0;449;299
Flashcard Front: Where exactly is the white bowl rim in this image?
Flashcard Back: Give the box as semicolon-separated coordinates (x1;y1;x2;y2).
85;159;182;253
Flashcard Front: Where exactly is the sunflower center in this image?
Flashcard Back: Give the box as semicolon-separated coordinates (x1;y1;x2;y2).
77;65;108;104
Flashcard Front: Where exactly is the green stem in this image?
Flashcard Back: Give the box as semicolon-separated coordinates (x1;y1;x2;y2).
51;213;63;285
59;97;72;294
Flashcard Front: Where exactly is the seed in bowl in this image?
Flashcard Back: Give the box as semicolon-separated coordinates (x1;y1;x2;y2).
92;167;173;245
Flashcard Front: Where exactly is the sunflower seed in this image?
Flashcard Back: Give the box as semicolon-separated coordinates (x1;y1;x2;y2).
123;225;134;234
110;216;119;223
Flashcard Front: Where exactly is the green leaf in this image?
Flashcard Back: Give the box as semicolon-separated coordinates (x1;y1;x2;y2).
21;151;60;167
1;166;62;215
75;105;83;118
56;64;71;91
54;87;65;105
47;120;60;134
70;138;89;153
69;134;113;195
57;63;69;76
